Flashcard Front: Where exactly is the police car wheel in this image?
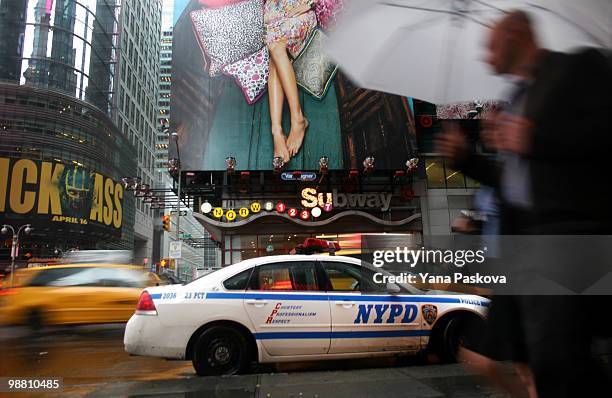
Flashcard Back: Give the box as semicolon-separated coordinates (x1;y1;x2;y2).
192;326;249;376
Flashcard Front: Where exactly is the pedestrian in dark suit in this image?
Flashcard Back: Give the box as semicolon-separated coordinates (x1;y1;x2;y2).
438;10;612;398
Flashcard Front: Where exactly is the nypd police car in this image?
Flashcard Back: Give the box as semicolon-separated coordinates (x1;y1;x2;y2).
124;255;489;376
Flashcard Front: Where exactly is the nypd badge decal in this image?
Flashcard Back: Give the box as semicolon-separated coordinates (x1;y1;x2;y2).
422;304;438;325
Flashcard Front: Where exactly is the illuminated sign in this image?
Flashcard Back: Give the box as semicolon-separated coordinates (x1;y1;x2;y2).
288;208;298;218
239;207;249;218
0;157;123;235
201;202;212;213
265;201;274;211
299;209;310;220
275;202;286;213
300;188;333;209
250;202;261;213
212;207;224;218
300;188;392;212
226;209;237;221
281;172;317;181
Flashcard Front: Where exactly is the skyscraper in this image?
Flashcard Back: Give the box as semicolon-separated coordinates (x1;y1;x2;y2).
153;0;219;280
114;0;163;264
0;0;138;258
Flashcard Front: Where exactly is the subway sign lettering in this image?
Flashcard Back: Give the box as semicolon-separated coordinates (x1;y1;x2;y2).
301;188;392;212
0;157;123;235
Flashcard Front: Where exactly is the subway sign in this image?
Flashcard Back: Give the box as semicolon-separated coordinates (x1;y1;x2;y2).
301;188;392;212
0;157;123;236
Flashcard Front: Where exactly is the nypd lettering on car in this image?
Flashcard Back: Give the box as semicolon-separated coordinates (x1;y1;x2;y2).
124;255;488;376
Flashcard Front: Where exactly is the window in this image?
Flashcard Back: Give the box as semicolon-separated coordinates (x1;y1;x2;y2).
321;261;386;292
26;267;145;288
250;262;319;291
223;269;253;290
445;166;467;188
28;267;95;287
425;158;468;189
97;268;147;287
321;261;361;291
426;158;446;188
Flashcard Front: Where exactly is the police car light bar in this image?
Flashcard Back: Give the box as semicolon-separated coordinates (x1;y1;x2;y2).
296;238;341;254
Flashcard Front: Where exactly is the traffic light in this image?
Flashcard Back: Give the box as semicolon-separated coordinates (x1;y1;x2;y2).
160;259;167;267
162;215;170;232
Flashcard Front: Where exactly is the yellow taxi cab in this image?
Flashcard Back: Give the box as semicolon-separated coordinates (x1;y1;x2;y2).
0;264;163;330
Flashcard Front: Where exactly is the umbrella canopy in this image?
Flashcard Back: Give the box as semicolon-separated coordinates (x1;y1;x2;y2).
327;0;611;104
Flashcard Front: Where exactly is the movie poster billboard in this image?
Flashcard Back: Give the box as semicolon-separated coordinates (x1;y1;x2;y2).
0;157;124;237
171;0;418;171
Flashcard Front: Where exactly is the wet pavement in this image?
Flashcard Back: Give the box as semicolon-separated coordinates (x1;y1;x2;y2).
0;324;526;398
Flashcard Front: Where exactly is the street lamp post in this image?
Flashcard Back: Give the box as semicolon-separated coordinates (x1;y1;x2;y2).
1;224;33;287
170;130;181;280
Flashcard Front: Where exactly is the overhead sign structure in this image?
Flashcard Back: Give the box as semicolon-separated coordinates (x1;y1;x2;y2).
169;241;182;259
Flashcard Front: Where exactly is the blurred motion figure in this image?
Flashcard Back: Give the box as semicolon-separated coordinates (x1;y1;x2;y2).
438;10;612;398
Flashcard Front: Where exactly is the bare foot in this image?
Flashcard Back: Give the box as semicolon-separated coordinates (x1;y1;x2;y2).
287;117;309;157
272;130;290;163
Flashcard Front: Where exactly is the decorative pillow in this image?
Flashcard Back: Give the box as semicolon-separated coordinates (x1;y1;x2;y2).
190;0;264;77
222;47;269;104
198;0;245;8
314;0;344;32
292;29;338;100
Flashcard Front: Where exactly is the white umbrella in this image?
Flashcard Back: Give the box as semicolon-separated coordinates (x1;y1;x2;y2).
327;0;611;104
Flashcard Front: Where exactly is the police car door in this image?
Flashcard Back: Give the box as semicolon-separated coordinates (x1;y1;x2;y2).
243;260;331;356
321;261;422;354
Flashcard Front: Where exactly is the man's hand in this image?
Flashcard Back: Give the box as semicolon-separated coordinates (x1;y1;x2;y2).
436;121;469;166
481;113;503;151
495;113;533;156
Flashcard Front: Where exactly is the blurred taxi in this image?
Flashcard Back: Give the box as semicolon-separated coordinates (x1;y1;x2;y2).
0;264;162;329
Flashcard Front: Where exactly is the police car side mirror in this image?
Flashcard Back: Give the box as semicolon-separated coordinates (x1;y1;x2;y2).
386;282;401;294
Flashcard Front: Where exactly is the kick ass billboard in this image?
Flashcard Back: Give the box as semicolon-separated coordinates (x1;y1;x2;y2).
0;157;123;237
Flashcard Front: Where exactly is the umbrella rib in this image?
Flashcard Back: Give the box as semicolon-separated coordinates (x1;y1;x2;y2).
471;0;510;14
381;2;493;28
523;3;607;47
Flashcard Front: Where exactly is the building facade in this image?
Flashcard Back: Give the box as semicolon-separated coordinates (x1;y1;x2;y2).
115;0;163;265
152;0;219;281
0;0;138;265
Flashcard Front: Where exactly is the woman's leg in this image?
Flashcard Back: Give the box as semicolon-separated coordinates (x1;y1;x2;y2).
268;40;308;157
268;56;290;163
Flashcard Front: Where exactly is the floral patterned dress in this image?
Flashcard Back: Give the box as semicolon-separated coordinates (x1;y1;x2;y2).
264;0;317;58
